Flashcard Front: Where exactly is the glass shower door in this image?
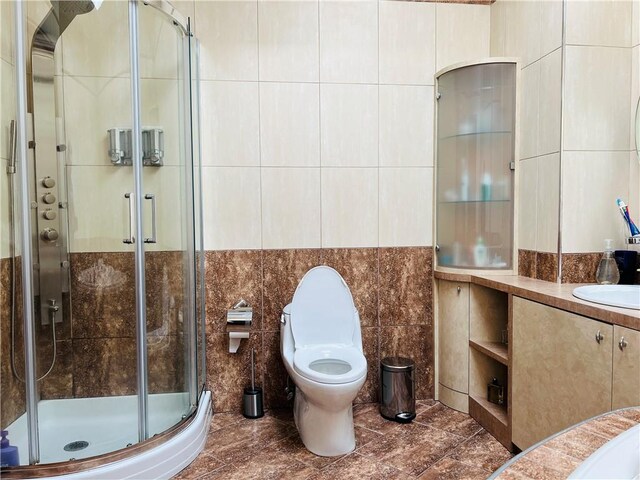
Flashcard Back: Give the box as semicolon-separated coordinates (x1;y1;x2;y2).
137;1;194;436
31;0;142;462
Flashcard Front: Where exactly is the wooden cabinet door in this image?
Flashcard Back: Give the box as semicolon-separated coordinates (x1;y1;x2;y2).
512;297;613;450
438;280;469;394
613;325;640;409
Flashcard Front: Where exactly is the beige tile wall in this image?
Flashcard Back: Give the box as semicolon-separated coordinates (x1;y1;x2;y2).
0;0;490;257
0;0;189;255
492;0;640;258
491;0;563;254
60;1;193;253
199;0;490;251
0;0;61;260
0;1;12;63
561;0;639;254
628;6;639;247
0;58;14;259
0;1;15;260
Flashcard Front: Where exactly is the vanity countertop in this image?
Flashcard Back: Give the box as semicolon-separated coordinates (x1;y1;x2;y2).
490;407;640;479
434;271;640;331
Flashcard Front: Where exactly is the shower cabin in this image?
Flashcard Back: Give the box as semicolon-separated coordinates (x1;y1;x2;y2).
1;0;209;477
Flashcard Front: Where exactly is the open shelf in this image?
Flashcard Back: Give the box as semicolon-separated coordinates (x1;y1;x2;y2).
469;395;510;449
469;346;511;449
470;395;508;427
439;130;513;141
469;339;508;365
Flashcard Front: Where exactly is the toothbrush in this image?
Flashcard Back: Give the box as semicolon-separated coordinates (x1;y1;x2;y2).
616;198;640;237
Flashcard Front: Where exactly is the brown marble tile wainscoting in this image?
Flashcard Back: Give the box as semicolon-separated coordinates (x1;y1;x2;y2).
517;249;558;282
205;247;434;413
70;251;187;397
0;257;26;426
1;255;76;421
560;252;601;284
174;401;513;479
1;250;190;430
517;249;536;279
536;252;559;283
2;247;433;425
517;249;630;284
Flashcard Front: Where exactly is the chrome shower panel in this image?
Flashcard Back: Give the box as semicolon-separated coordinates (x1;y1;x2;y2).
29;0;98;325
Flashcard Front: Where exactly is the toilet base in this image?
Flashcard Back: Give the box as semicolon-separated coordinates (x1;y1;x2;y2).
293;387;357;457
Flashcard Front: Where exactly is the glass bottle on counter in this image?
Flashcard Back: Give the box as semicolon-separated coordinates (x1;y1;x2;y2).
595;239;620;285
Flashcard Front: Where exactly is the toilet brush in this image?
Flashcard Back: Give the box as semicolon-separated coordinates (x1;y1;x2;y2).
243;348;264;419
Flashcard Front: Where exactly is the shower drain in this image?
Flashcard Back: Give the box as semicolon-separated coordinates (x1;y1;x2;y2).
64;441;89;452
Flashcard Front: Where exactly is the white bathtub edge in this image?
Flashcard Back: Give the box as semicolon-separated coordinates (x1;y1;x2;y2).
567;423;640;479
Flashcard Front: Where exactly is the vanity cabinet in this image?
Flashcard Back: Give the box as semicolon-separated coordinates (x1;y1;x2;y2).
613;325;640;409
437;274;639;454
436;277;511;448
437;280;470;412
512;297;614;450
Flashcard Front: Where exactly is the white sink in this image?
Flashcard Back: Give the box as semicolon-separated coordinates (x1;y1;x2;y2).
573;285;640;310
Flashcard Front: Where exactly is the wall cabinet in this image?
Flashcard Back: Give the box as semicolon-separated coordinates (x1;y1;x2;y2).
434;60;518;272
512;297;614;450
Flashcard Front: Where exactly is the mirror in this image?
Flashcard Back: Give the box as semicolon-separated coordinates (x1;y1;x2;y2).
636;96;639;160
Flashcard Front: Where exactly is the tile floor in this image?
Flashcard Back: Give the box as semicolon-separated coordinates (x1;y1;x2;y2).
175;401;513;479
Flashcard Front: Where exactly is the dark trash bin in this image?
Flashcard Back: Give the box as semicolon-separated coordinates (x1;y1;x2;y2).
380;356;416;423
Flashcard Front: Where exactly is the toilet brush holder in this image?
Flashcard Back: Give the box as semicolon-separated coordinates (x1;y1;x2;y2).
243;349;264;419
243;386;264;419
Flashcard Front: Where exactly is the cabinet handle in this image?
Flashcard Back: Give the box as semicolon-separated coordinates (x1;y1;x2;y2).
457;286;461;294
595;330;604;344
619;337;628;350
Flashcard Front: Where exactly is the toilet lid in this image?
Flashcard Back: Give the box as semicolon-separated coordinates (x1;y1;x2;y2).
290;266;356;348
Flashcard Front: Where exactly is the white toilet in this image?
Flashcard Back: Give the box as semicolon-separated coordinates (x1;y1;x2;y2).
280;266;367;457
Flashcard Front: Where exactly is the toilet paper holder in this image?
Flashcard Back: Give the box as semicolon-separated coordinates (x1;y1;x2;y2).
227;299;252;353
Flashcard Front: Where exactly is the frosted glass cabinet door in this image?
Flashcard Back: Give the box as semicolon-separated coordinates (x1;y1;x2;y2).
435;62;516;270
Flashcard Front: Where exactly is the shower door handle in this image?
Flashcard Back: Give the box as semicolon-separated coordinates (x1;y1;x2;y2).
124;192;135;244
144;194;157;244
8;120;17;173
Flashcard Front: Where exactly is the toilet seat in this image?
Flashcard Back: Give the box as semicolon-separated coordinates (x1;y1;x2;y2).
294;345;367;385
291;266;356;348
